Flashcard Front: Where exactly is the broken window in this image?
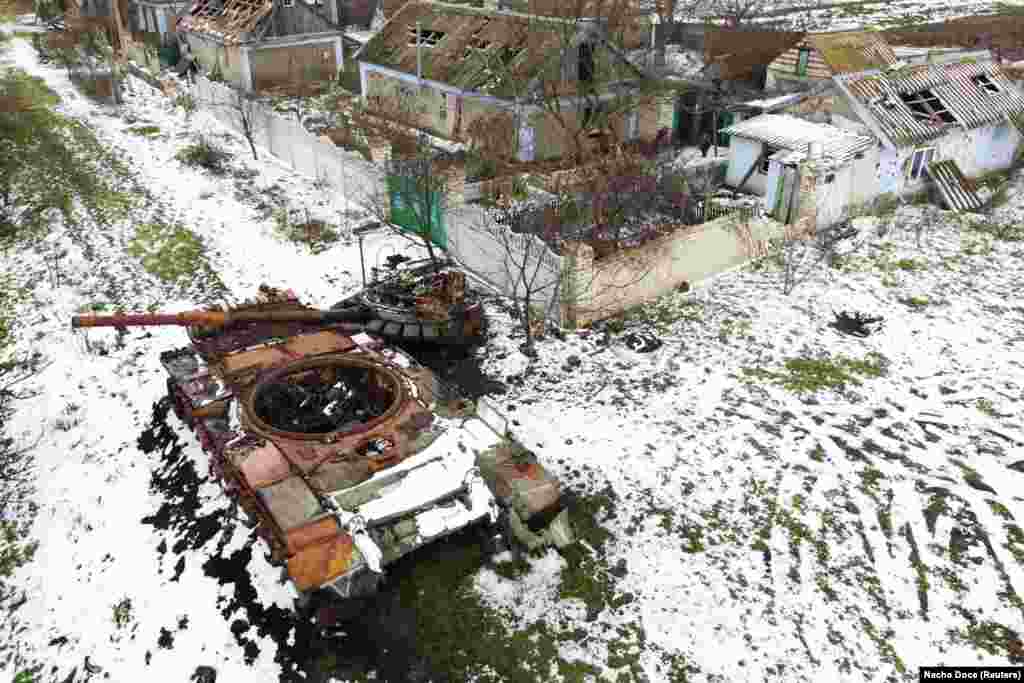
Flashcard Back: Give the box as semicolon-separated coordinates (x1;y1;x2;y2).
408;27;445;46
899;89;955;124
283;0;293;7
578;42;594;82
908;147;935;181
973;74;1001;94
795;47;810;77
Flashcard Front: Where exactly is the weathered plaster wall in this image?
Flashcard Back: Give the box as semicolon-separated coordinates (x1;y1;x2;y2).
250;40;338;91
566;215;784;326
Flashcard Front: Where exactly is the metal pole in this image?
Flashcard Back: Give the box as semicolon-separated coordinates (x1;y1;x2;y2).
416;21;422;83
713;108;718;158
359;234;367;288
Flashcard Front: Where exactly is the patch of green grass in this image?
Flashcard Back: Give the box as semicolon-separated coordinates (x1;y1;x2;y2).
976;398;999;417
740;351;888;394
950;620;1023;659
718;316;752;343
491;555;531;580
271;209;341;254
557;490;618;617
988;500;1013;522
893;257;925;272
112;596;132;629
126;222;209;285
174;137;231;174
899;295;930;309
625;294;703;333
922;487;951;535
126;124;161;137
962;236;994;256
861;618;906;674
1004;525;1024;566
900;522;930;619
968;219;1024;242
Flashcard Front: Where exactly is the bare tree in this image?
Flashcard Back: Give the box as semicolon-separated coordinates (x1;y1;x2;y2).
221;87;264;161
709;0;769;27
352;93;453;267
466;153;677;353
476;195;566;356
768;218;866;295
452;0;666;167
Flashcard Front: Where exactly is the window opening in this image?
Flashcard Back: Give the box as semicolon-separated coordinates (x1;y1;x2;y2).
972;74;1000;94
824;172;835;184
408;27;445;46
899;89;955;124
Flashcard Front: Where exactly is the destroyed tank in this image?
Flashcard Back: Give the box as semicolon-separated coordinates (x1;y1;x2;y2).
331;259;486;346
71;285;573;619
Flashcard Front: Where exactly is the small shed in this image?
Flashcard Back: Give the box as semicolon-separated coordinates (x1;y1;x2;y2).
721;114;874;226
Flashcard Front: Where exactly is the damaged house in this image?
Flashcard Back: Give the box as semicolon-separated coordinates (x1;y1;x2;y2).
354;1;660;161
766;30;898;92
176;0;350;92
722;58;1024;223
833;60;1024;209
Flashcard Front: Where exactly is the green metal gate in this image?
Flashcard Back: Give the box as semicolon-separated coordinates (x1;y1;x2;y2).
717;111;735;147
387;174;447;249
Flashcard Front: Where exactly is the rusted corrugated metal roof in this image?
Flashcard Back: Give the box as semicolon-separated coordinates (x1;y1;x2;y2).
177;0;273;44
722;114;874;165
926;159;983;212
703;27;803;81
806;30;898;74
834;60;1024;148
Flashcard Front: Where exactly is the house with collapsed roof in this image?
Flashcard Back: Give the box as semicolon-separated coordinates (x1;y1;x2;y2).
353;1;660;161
175;0;354;92
721;59;1024;222
831;60;1024;206
766;30;898;92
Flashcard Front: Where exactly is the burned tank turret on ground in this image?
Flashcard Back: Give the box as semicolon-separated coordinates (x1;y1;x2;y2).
72;285;573;619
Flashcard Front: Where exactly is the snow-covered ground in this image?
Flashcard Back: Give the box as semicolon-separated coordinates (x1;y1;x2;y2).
724;0;1007;30
3;22;1024;683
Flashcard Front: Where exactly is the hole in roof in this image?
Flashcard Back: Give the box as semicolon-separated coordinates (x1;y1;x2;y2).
899;89;955;124
972;74;1000;94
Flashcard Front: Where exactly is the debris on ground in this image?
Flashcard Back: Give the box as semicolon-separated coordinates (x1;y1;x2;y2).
829;310;885;338
190;666;217;683
622;332;663;353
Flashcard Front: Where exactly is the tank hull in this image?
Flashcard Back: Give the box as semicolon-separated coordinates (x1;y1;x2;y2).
153;291;572;616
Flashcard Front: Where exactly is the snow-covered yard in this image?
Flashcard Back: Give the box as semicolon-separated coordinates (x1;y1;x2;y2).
3;22;1024;683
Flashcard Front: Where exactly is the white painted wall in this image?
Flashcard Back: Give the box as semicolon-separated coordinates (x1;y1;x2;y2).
815;162;855;229
726;136;768;195
849;146;879;206
763;159;782;214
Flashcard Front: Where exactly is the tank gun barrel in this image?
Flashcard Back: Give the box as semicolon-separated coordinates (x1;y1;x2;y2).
71;307;368;329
